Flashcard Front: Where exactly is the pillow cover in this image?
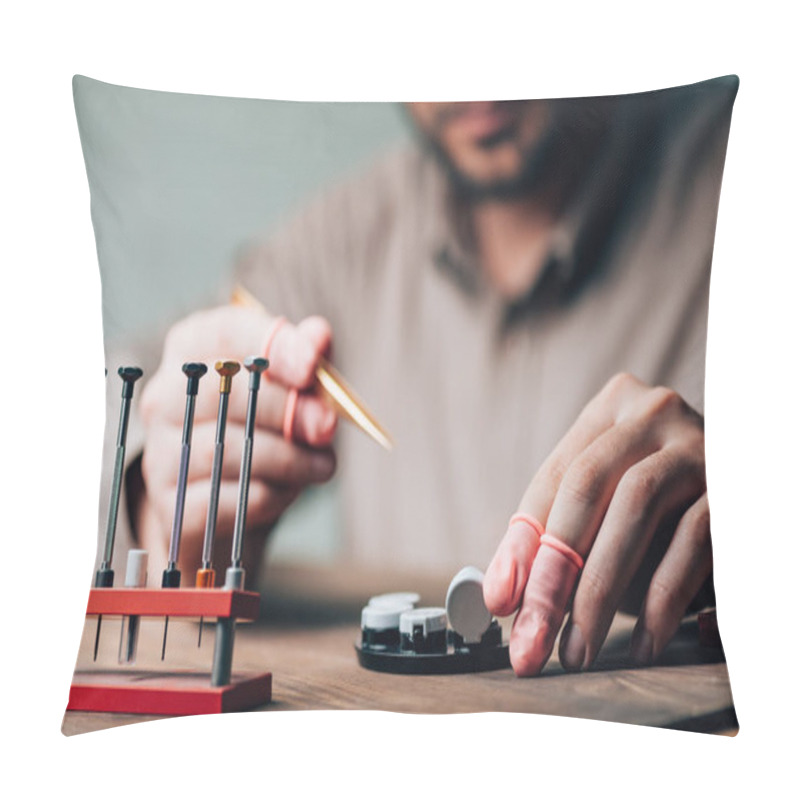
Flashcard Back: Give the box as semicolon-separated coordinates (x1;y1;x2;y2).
65;74;739;735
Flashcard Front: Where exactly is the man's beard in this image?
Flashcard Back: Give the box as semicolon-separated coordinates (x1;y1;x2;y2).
417;103;607;203
425;128;557;203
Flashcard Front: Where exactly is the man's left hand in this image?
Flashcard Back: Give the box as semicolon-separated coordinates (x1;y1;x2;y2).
483;372;712;675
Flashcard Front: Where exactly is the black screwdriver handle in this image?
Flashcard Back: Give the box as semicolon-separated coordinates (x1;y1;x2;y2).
118;366;143;399
182;362;208;395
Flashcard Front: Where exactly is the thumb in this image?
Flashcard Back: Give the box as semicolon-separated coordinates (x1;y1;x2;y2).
265;315;333;389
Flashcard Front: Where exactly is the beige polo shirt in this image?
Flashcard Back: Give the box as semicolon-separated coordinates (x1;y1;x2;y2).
234;78;738;574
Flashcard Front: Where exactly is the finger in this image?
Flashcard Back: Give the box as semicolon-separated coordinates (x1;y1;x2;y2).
558;446;706;671
516;373;647;523
484;514;544;617
140;422;184;500
183;422;336;485
244;428;337;486
630;493;713;665
296;316;333;359
169;479;299;571
484;373;647;618
508;536;583;676
544;415;663;557
523;379;692;539
166;307;330;389
159;306;272;365
184;479;299;534
142;308;331;422
504;384;705;676
265;314;332;388
189;376;337;446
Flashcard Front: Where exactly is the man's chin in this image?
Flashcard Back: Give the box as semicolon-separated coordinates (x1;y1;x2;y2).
439;158;545;202
424;132;557;203
452;173;538;202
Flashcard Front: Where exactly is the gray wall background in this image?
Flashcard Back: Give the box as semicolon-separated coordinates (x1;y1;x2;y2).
74;76;410;562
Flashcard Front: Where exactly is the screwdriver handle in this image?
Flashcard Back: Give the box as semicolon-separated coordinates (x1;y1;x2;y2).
246;356;269;393
118;366;144;400
183;362;208;396
215;360;240;393
196;568;215;588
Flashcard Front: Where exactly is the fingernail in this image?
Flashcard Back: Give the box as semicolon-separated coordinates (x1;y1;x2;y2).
631;628;654;666
560;621;586;672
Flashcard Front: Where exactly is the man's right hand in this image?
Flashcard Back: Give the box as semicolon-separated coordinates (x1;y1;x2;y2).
133;305;338;579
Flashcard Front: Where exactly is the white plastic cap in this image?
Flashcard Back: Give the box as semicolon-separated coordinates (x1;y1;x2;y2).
361;602;413;630
399;607;448;636
446;566;491;644
368;592;420;609
124;549;148;588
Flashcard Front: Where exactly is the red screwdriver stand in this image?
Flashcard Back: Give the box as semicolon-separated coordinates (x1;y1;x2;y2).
68;588;272;716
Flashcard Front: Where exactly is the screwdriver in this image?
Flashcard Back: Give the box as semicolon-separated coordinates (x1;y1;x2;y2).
93;366;143;661
211;356;268;686
161;362;208;659
196;360;240;646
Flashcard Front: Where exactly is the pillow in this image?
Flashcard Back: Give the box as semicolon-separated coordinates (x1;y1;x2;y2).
65;75;739;736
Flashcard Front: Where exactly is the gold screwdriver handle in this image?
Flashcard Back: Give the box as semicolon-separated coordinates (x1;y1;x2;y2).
215;360;240;393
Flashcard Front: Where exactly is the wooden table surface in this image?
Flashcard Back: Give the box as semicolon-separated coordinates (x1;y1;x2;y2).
62;563;738;736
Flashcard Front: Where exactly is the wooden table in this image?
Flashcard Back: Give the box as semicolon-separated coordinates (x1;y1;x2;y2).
62;563;738;736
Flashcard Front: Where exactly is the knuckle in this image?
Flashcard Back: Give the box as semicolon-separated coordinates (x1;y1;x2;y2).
602;371;638;402
676;425;706;458
640;386;685;421
684;428;706;468
536;455;568;497
647;574;683;617
683;502;712;549
662;439;706;490
578;565;613;610
617;465;660;517
560;455;607;508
